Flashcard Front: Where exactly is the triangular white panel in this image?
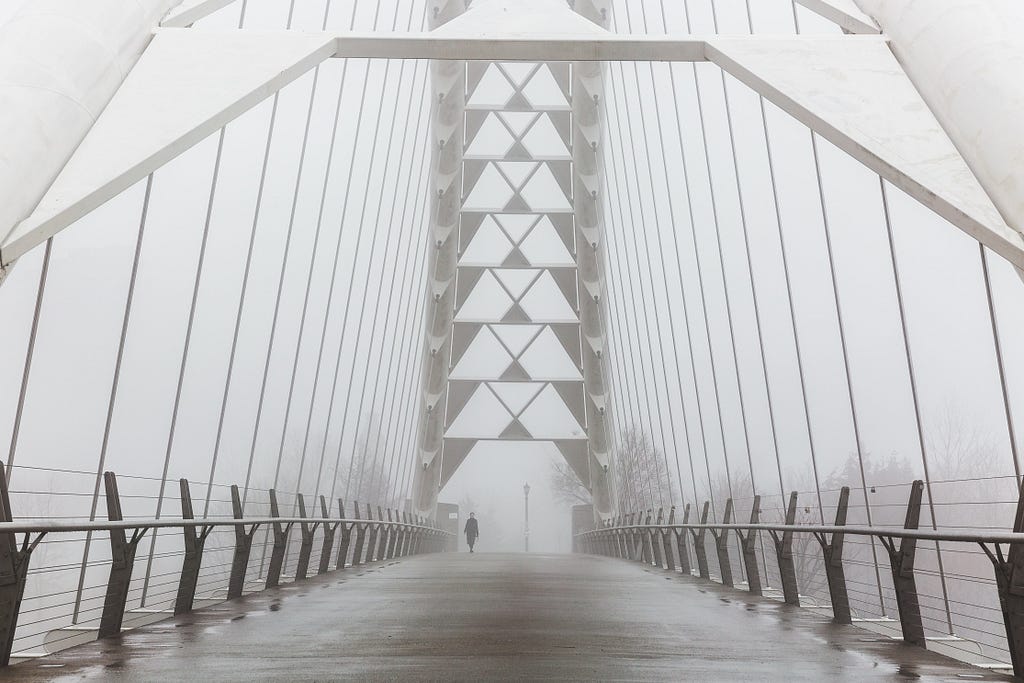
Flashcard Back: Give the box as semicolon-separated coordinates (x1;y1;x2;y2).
521;164;572;211
2;29;338;262
467;64;516;109
519;327;582;380
446;385;514;438
463;164;515;211
493;268;542;299
519;385;586;439
489;382;545;416
466;114;517;158
496;162;538;190
491;324;543;356
522;65;568;109
707;37;1024;269
498;112;541;137
461;216;515;265
494;214;542;243
498;63;538;88
520;216;575;265
457;271;513;320
451;327;513;379
520;272;578;322
522;115;571;159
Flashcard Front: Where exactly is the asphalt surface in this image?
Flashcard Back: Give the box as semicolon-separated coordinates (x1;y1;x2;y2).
3;552;1012;681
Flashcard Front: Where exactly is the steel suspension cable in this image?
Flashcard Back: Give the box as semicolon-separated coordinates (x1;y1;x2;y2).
240;0;363;509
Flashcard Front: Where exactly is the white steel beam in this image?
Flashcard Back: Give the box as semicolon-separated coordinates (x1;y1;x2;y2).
0;0;183;269
794;0;880;34
0;29;336;266
160;0;240;27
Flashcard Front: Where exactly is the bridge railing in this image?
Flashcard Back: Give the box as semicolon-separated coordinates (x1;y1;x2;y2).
576;481;1024;678
0;467;452;667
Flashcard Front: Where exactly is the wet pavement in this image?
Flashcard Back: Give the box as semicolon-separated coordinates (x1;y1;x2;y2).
2;552;1012;681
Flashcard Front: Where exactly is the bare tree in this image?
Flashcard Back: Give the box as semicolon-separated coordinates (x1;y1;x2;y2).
614;425;676;515
548;459;591;507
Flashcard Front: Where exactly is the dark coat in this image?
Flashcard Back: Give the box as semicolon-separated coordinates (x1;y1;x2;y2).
464;517;479;538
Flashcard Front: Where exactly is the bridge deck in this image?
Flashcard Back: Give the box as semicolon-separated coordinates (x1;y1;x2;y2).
3;553;1010;681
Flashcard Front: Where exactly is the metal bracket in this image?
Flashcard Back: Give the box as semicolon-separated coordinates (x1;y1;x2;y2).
318;495;339;575
640;510;654;564
228;484;259;599
265;489;294;589
294;494;321;581
375;506;387;561
878;480;925;645
351;501;367;566
689;502;711;579
674;504;692;575
768;492;800;606
336;499;353;569
651;508;665;568
365;504;379;563
736;495;762;596
99;472;149;638
812;486;851;624
663;507;676;571
386;509;399;559
710;499;735;587
978;480;1024;678
0;462;42;666
174;479;213;615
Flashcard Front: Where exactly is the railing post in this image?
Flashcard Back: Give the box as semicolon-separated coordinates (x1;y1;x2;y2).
265;489;293;589
387;509;400;559
175;479;213;615
376;506;388;560
318;495;337;575
768;492;800;606
986;480;1024;678
0;462;41;666
711;499;735;587
228;485;258;599
651;508;665;568
690;502;710;579
737;495;762;596
674;504;692;575
662;507;676;571
631;512;643;561
642;510;654;564
879;480;925;645
99;472;149;638
336;499;353;569
294;494;320;581
814;486;851;624
365;504;380;562
351;503;367;565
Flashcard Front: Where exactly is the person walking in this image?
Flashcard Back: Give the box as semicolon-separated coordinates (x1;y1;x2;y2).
464;512;479;553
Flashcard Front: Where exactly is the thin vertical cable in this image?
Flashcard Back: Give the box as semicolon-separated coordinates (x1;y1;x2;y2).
980;244;1022;484
879;178;954;635
5;239;53;481
73;173;155;620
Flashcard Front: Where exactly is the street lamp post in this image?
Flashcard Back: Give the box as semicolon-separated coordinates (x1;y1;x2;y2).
523;482;530;553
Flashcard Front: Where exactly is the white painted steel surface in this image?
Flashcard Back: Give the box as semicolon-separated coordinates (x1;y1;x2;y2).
0;0;182;263
855;0;1024;242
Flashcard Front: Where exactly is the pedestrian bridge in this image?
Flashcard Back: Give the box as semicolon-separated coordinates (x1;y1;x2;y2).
2;0;1024;680
0;552;1010;682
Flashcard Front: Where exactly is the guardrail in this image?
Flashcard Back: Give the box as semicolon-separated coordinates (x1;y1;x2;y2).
0;467;451;667
576;481;1024;678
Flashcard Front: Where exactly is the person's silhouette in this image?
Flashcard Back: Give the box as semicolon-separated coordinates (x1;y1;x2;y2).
464;512;479;553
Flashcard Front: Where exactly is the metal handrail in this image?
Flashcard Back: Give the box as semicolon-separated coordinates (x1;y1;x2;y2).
574;483;1024;678
0;518;452;535
577;523;1024;545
